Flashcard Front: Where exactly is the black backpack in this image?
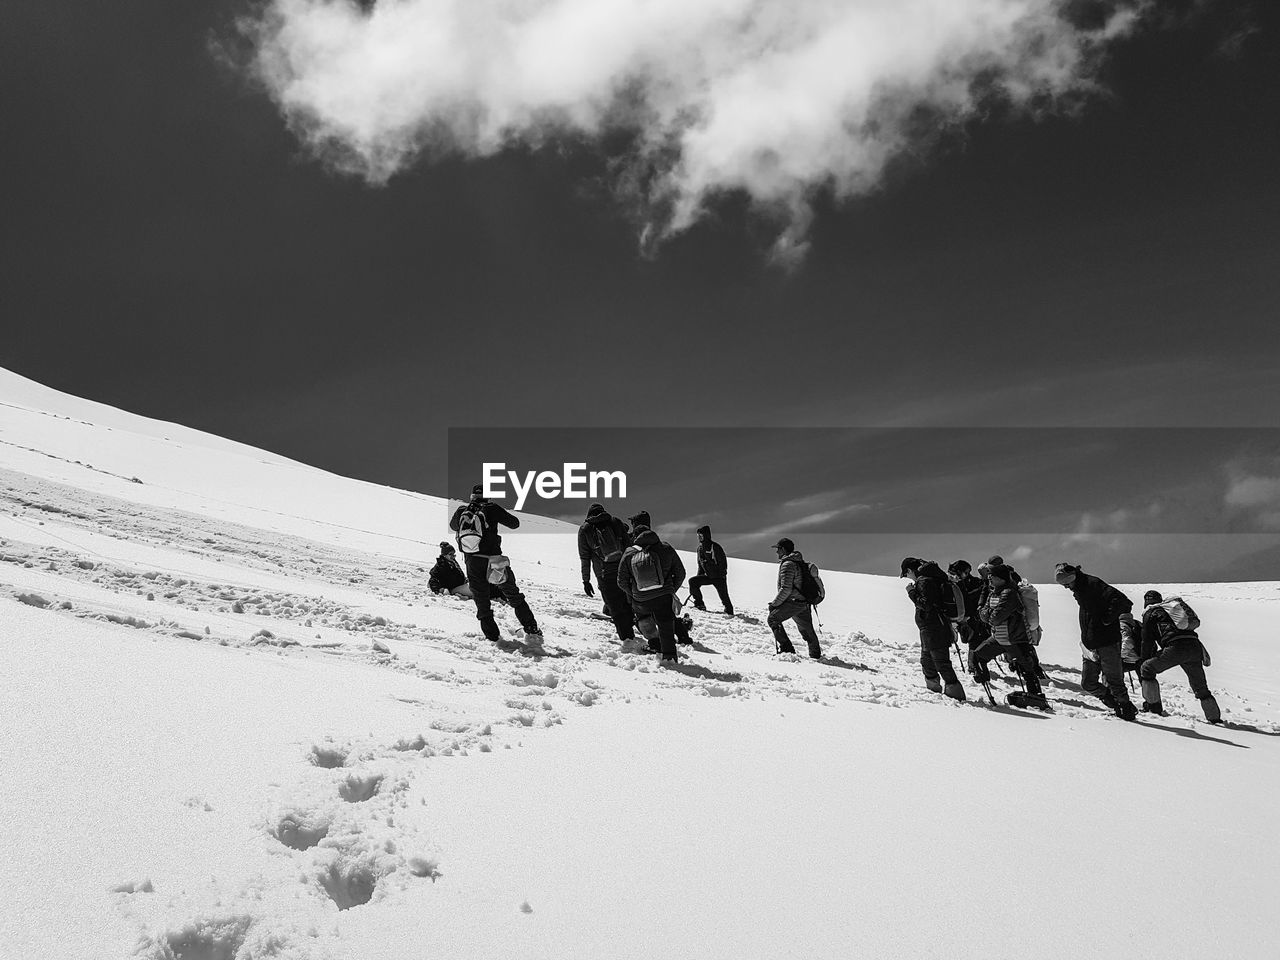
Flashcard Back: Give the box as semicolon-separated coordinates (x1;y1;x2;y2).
795;560;824;605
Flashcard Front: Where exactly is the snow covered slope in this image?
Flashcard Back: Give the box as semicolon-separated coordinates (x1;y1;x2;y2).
2;366;1279;960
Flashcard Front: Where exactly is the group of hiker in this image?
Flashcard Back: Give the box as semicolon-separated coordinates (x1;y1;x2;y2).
430;486;1223;721
901;554;1223;723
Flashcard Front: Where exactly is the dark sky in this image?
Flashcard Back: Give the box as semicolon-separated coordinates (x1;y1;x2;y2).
3;1;1279;580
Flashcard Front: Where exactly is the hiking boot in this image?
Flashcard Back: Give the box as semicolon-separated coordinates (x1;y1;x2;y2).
1142;700;1166;716
1116;701;1138;722
723;607;734;616
924;677;943;694
943;682;967;701
692;600;707;611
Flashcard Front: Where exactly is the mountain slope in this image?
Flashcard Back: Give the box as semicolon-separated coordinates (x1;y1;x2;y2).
2;366;1278;960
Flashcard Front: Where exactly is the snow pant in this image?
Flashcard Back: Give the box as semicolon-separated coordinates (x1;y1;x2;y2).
633;595;678;660
1081;642;1132;706
447;584;473;599
769;601;821;658
972;639;1042;695
597;560;634;641
464;554;539;643
1139;638;1221;721
688;575;733;612
920;640;960;690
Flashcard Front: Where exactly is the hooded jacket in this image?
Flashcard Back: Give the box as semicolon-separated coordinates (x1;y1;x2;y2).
617;527;686;602
427;553;467;593
578;510;631;582
1066;572;1133;650
696;525;728;580
907;561;954;650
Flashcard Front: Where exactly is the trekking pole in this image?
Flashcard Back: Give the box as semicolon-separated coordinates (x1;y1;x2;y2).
812;604;823;634
993;658;1007;678
981;679;997;705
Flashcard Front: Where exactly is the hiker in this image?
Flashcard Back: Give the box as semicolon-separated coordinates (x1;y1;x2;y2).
578;503;635;644
428;542;471;598
1138;590;1223;722
1055;562;1136;720
977;554;1047;681
972;564;1048;708
448;484;543;644
617;520;686;662
768;539;823;659
689;525;733;615
948;560;989;651
900;558;964;699
626;511;693;647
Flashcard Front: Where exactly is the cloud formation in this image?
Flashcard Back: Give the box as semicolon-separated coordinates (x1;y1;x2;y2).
239;0;1148;260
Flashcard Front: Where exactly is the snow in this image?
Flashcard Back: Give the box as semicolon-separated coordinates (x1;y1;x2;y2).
2;364;1279;959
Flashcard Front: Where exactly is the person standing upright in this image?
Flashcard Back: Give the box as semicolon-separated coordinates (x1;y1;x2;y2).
689;525;734;615
901;557;965;700
577;503;635;644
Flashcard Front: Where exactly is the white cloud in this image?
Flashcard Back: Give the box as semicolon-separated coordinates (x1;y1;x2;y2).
238;0;1149;260
1224;474;1280;510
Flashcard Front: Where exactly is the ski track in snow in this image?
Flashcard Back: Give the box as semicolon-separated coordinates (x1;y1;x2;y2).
4;465;1278;957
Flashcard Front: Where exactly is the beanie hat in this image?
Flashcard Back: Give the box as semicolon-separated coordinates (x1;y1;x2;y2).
470;483;484;499
1144;590;1163;605
628;510;651;529
987;563;1015;584
987;555;1005;565
1054;562;1080;586
773;538;795;553
439;541;454;553
586;503;606;519
947;559;971;575
900;556;922;578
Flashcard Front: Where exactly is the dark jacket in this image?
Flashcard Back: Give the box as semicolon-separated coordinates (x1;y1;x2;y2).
696;525;728;580
907;561;954;650
1140;604;1200;660
448;500;519;556
771;551;808;606
578;512;631;582
955;573;984;621
979;586;1029;646
427;554;467;593
617;528;686;602
1067;572;1133;650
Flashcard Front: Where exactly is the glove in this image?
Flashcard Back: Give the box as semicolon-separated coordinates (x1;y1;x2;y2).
583;581;595;598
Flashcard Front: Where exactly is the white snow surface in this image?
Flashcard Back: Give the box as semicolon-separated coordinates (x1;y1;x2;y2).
1;364;1278;960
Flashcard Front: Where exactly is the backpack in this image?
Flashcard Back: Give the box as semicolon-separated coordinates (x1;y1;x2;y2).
456;507;487;554
1159;597;1201;632
1018;581;1040;631
629;547;666;596
796;561;825;605
592;523;624;563
941;580;965;622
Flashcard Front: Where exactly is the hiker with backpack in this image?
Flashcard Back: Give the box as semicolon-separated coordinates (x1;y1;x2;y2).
578;503;635;644
900;558;964;700
972;564;1048;708
449;484;543;644
617;520;686;662
689;525;734;615
428;542;472;598
625;511;694;647
948;560;989;653
1138;590;1223;723
977;554;1048;681
1055;562;1137;721
768;539;823;659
